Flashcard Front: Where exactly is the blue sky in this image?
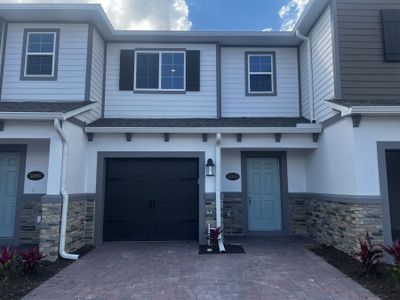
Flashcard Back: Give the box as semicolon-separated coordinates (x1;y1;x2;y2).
188;0;289;31
9;0;310;31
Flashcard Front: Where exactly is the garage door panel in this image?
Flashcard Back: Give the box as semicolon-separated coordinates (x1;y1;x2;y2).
107;160;131;178
129;179;152;196
106;179;129;196
104;158;199;241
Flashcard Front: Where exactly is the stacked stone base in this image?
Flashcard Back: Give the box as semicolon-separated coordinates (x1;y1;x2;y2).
24;193;384;260
20;195;96;262
289;197;384;254
205;193;384;256
306;199;383;254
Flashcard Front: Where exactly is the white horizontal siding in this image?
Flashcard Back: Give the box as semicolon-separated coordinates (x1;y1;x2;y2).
221;47;300;117
2;23;88;101
84;27;104;122
299;41;310;119
309;5;336;121
104;43;217;118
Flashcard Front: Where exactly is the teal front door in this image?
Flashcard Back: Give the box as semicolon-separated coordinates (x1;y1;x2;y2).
247;157;282;231
0;153;20;239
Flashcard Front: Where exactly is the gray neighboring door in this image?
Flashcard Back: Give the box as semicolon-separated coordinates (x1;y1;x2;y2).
0;153;21;238
247;157;282;231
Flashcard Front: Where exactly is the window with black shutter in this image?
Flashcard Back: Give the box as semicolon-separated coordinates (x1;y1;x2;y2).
119;49;201;92
382;10;400;62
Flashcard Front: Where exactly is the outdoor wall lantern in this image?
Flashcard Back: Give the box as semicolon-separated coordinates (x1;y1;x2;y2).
206;158;215;176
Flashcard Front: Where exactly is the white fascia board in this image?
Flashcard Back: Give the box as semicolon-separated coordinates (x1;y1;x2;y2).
0;112;63;120
63;103;98;119
350;106;400;116
326;101;400;117
326;102;351;116
0;103;97;120
85;126;322;134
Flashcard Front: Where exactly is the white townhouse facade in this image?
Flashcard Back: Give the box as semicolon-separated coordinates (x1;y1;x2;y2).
0;0;399;261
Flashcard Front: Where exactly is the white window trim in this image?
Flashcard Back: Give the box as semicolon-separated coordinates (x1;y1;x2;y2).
134;50;186;92
24;31;57;78
247;54;274;94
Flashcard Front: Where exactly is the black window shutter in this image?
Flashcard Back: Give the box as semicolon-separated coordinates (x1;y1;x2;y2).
119;50;135;90
382;10;400;62
186;50;200;91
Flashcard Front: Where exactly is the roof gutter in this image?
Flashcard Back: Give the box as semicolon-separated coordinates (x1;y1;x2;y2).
0;103;97;120
54;119;79;261
326;102;400;117
84;124;322;134
296;30;315;122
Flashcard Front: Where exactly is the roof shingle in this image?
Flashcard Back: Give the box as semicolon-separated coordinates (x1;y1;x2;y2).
0;101;91;113
327;99;400;108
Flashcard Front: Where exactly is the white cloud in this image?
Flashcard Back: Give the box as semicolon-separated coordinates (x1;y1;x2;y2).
2;0;192;30
262;27;273;32
279;0;310;31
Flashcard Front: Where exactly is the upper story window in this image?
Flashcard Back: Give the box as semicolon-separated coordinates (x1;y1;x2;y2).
21;29;59;80
134;51;186;91
246;52;276;96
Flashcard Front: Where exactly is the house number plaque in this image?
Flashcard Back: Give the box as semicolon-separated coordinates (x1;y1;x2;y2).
225;172;240;181
27;171;45;181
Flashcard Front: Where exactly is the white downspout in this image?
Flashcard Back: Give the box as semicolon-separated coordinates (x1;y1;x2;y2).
54;119;79;260
296;30;315;122
215;133;225;253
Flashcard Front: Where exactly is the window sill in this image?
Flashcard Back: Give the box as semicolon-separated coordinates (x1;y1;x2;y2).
133;90;187;95
246;92;277;97
20;75;57;81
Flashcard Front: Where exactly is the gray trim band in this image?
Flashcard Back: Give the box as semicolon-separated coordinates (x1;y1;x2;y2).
205;192;215;200
288;192;382;204
23;193;45;201
331;0;342;99
222;192;243;198
101;42;107;117
85;23;94;101
216;43;221;118
41;194;62;203
0;22;7;100
20;28;60;81
69;193;96;202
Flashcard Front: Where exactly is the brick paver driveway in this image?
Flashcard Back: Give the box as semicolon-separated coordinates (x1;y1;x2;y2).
25;237;379;300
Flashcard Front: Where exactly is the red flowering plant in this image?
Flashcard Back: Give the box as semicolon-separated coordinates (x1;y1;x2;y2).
208;227;223;249
0;246;19;279
20;247;46;274
355;232;383;275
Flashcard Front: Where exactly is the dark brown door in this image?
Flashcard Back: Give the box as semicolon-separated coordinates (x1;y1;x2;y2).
103;158;199;241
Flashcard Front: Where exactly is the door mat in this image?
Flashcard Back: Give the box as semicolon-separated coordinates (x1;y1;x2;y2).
199;244;245;254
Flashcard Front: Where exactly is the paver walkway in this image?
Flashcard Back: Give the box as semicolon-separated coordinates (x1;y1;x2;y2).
25;237;379;299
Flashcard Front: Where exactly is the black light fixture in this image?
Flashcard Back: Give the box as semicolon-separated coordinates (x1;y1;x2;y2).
206;158;215;176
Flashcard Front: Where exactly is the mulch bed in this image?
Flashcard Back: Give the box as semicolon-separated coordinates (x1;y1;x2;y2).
0;246;94;300
199;243;245;254
310;244;400;300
